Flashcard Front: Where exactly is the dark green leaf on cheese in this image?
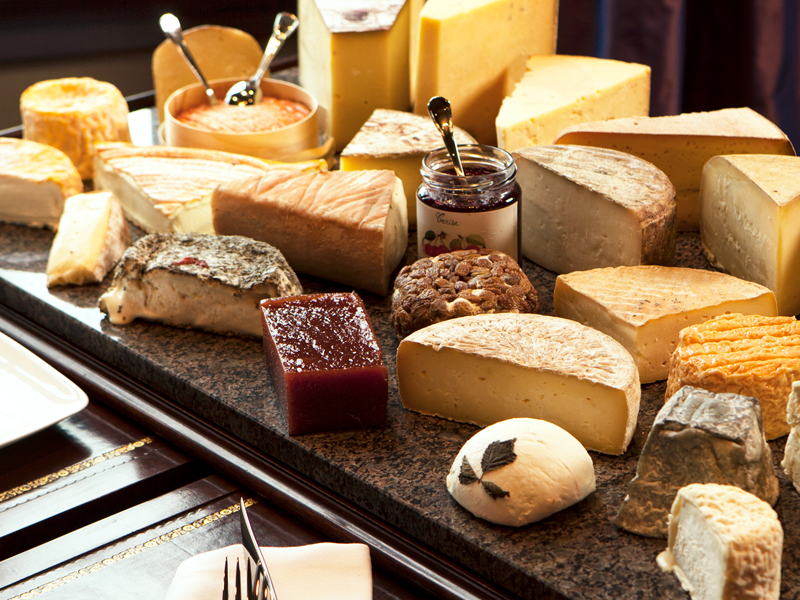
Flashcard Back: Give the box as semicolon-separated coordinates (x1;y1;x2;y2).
482;480;511;500
481;438;517;474
459;455;479;485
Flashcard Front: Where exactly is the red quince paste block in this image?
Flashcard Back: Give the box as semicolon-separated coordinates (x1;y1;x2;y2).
260;292;388;435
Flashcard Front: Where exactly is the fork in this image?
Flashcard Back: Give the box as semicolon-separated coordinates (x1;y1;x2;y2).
223;556;260;600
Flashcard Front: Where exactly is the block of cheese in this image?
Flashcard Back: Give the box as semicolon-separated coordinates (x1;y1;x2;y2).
700;154;800;317
339;108;476;225
93;142;326;234
299;0;413;150
212;169;408;295
514;145;676;274
0;138;82;228
152;25;263;122
781;382;800;493
615;386;778;538
666;313;800;440
496;55;650;151
554;266;778;383
413;0;558;145
657;483;782;600
397;313;641;454
20;78;131;180
446;418;596;526
556;108;796;230
46;191;130;287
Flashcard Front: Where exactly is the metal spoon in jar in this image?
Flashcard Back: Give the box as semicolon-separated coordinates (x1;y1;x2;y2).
159;13;218;106
224;12;299;106
427;96;465;176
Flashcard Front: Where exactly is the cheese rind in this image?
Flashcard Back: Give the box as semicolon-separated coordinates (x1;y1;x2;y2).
397;313;641;454
555;266;778;382
781;382;800;493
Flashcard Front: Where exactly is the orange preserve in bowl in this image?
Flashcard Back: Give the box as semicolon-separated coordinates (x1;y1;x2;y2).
176;97;310;133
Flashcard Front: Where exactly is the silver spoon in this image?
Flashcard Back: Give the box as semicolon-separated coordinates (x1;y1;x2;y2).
427;96;465;176
225;12;299;106
159;13;218;106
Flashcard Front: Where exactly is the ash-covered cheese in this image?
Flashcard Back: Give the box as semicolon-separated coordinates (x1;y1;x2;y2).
447;418;596;526
781;382;800;493
615;386;778;538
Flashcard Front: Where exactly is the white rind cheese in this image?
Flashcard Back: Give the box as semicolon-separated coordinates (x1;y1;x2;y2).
397;313;641;454
781;381;800;493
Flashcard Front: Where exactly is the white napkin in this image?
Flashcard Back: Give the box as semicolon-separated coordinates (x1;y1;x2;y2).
164;543;372;600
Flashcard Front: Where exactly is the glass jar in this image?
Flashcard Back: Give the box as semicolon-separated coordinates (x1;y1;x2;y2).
416;145;520;261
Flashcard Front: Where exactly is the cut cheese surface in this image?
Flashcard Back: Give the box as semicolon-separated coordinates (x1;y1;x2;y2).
413;0;558;145
556;108;796;230
555;266;777;382
700;154;800;317
514;145;675;274
496;55;650;151
397;313;641;454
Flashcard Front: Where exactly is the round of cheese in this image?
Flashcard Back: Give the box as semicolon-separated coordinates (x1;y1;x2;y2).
446;418;596;526
20;77;131;179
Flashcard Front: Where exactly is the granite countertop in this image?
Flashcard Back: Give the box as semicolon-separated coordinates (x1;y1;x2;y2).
1;223;798;600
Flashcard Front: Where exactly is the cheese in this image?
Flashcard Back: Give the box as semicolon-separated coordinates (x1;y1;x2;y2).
298;0;413;150
700;154;800;317
556;108;796;230
0;138;83;228
413;0;558;145
339;108;476;225
496;55;650;151
657;484;782;600
397;313;641;454
46;191;130;287
615;386;778;538
20;78;131;180
514;145;676;274
446;418;596;526
666;313;800;440
781;382;800;493
554;266;778;383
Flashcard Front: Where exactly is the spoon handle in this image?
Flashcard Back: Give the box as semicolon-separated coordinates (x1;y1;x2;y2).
427;96;465;176
159;13;218;105
250;12;299;87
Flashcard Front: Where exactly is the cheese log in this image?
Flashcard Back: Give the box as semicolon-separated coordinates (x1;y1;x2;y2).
554;266;778;383
446;418;596;526
657;484;782;600
413;0;558;145
339;108;476;225
46;191;131;287
298;0;413;150
781;381;800;493
0;138;82;228
666;313;800;440
496;55;650;151
212;169;408;295
701;154;800;317
556;108;796;230
98;233;303;337
397;313;641;454
615;386;778;538
514;145;676;274
20;78;131;180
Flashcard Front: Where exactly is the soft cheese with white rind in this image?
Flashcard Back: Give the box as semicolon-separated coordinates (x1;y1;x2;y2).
555;266;778;382
447;418;596;526
515;145;676;274
781;381;800;493
397;313;641;454
657;483;782;600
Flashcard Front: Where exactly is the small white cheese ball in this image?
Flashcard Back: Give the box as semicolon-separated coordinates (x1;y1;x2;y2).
446;418;596;526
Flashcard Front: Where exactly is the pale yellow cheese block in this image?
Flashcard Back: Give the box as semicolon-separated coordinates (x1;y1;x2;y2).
556;108;795;230
701;154;800;317
413;0;558;145
555;266;778;383
496;55;650;151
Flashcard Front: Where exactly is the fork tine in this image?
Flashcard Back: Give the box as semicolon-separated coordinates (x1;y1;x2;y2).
222;557;229;600
235;558;242;600
246;557;255;600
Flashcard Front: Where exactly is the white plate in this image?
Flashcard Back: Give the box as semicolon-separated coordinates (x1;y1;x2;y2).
0;331;88;449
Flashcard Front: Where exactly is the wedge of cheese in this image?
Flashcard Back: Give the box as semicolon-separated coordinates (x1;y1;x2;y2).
514;145;676;274
556;108;796;230
212;169;408;295
397;313;641;454
555;266;778;383
413;0;558;145
339;108;476;225
701;154;800;317
496;55;650;151
0;138;83;228
47;191;130;287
